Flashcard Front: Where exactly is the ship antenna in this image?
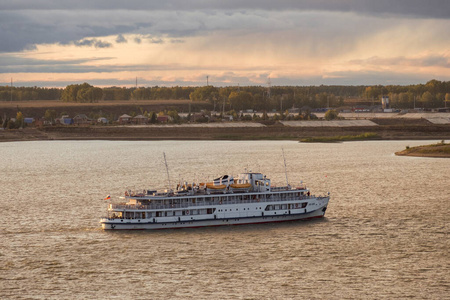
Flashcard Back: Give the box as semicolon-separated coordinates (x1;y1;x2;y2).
163;152;171;189
282;148;289;186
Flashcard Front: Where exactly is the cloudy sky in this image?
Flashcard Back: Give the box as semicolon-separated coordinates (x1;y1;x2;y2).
1;0;449;87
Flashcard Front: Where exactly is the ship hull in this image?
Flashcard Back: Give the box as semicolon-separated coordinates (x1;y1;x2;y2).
100;201;328;230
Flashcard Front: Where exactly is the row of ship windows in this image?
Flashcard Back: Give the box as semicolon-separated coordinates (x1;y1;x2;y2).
111;202;308;219
115;207;260;219
112;209;216;219
150;192;307;205
217;207;263;212
266;202;308;211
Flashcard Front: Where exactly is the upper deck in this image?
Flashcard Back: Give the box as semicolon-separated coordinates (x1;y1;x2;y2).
127;182;307;201
114;185;315;211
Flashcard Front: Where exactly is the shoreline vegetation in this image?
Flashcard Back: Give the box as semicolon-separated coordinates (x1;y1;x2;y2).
1;80;449;112
300;132;379;143
395;141;450;158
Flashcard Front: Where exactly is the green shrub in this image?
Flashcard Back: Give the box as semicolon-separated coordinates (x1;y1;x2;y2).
324;110;339;120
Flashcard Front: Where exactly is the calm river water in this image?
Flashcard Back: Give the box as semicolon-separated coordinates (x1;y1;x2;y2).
1;140;448;299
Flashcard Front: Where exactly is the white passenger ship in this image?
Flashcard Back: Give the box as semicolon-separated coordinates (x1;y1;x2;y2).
100;171;330;230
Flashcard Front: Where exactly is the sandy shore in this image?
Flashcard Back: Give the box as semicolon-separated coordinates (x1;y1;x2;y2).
395;143;450;158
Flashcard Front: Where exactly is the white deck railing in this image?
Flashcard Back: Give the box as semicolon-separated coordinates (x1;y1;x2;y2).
111;194;317;211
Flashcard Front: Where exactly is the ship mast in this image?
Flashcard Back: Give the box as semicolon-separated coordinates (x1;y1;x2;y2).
282;148;289;186
163;152;171;189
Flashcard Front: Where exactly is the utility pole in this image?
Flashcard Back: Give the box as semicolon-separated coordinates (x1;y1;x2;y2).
189;101;191;122
11;78;13;102
206;76;209;86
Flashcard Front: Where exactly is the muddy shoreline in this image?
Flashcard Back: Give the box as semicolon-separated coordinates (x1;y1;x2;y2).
1;122;449;143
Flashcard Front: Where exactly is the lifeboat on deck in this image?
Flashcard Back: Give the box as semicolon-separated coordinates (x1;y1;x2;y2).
205;183;227;193
229;183;251;192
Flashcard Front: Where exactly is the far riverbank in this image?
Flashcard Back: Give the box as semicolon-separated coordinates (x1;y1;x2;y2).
1;121;449;143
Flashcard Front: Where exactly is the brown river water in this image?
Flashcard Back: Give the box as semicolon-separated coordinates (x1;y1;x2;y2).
1;140;449;299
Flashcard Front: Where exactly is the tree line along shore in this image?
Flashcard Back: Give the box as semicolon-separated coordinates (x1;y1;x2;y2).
1;79;450;112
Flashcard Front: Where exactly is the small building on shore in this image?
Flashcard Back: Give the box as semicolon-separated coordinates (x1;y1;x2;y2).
57;115;73;125
157;115;171;123
24;118;35;125
97;117;108;124
118;114;132;125
133;115;148;125
73;114;92;125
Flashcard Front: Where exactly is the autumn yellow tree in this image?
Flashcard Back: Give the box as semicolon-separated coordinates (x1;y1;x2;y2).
16;111;24;127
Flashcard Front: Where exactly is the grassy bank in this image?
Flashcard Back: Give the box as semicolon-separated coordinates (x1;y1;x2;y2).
300;132;380;143
395;141;450;158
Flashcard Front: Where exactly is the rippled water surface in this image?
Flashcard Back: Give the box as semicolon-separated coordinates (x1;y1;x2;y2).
1;140;449;299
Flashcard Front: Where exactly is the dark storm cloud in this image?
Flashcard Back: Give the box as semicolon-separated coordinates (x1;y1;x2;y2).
72;38;112;48
0;10;145;52
0;11;56;52
0;56;116;73
115;34;127;44
147;38;164;44
0;55;191;74
1;0;448;18
0;0;448;53
0;56;111;67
